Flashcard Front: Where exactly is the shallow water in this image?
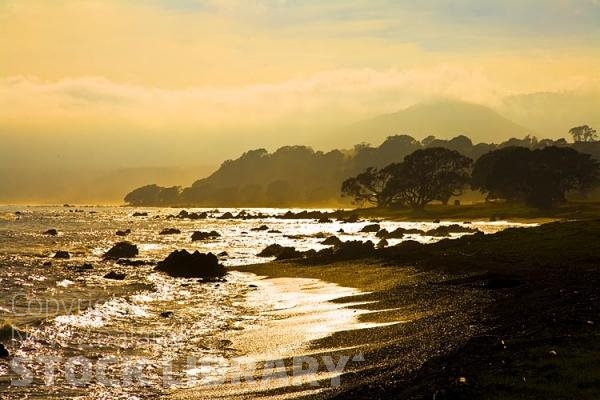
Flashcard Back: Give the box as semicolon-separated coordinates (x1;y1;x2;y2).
0;205;534;398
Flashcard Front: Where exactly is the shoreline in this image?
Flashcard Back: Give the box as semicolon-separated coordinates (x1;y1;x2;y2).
169;272;403;399
228;219;600;398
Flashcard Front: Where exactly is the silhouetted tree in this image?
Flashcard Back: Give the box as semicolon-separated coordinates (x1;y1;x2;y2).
384;148;473;210
569;125;598;143
341;166;398;207
472;146;599;209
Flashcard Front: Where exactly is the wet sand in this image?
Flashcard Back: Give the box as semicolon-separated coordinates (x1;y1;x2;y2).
169;272;405;399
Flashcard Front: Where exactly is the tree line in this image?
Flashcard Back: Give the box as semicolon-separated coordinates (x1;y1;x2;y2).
342;146;599;210
124;129;600;208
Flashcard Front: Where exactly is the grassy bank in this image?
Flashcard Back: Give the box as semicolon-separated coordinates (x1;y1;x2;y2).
234;219;600;399
351;200;600;222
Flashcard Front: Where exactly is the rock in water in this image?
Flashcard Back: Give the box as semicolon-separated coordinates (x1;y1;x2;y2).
321;236;342;246
155;250;226;279
0;343;9;358
191;231;221;241
53;251;70;259
360;224;380;233
104;242;139;259
160;228;181;235
104;271;126;280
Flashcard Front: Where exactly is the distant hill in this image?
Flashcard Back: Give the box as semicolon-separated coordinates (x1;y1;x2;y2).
338;99;533;146
124;133;599;207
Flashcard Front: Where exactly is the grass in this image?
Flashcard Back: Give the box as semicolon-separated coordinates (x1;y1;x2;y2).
352;200;600;222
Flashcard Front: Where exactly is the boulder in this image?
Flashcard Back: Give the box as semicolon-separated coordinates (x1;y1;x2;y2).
155;250;226;279
53;251;70;259
104;271;126;280
218;212;234;219
251;225;269;231
44;229;58;236
160;311;174;318
104;242;139;259
268;229;282;234
191;230;221;241
321;236;342;246
318;217;333;223
132;212;148;217
360;224;380;233
116;229;131;237
160;228;181;235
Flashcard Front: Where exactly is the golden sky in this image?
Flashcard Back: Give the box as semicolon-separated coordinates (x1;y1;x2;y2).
1;0;600;166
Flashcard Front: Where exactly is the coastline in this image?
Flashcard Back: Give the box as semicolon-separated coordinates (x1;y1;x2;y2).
228;219;600;399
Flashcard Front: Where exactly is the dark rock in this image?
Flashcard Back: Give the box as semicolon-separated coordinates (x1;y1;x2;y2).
360;224;380;233
172;210;207;220
42;261;52;267
191;230;221;241
321;236;342;246
248;284;258;288
425;224;480;237
116;229;131;237
76;263;94;272
217;251;228;257
155;250;226;279
342;214;359;223
257;244;303;260
104;271;126;280
318;217;333;223
104;242;139;259
268;229;282;234
218;212;234;219
160;311;174;318
160;228;181;235
44;229;58;236
0;343;9;357
433;219;441;224
132;212;148;217
377;238;389;249
53;251;70;259
337;228;345;233
251;225;269;231
331;240;375;258
116;259;153;267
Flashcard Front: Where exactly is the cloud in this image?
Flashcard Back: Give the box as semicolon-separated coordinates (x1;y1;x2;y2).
0;66;509;134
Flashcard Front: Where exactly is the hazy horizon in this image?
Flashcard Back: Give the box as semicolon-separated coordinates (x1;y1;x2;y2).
2;0;600;202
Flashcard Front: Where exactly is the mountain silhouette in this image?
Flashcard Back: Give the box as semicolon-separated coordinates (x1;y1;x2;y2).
339;99;533;145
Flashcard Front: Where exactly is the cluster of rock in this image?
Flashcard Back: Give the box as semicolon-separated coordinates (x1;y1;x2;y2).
191;230;221;241
375;224;479;239
167;210;207;220
154;250;226;280
257;240;376;262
